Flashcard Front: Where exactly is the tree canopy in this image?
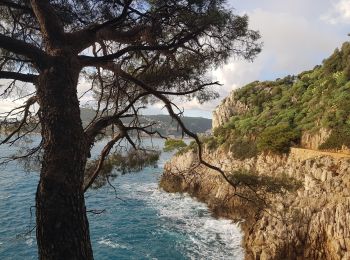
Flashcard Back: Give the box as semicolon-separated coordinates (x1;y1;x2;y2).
0;0;261;258
0;0;261;174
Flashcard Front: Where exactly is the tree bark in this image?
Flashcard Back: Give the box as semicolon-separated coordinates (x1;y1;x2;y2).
35;56;93;260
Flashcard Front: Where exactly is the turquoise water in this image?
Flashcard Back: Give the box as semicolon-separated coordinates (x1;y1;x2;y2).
0;137;243;259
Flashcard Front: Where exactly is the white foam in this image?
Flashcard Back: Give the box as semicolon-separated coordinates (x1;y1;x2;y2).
119;181;244;259
25;237;34;246
98;238;130;249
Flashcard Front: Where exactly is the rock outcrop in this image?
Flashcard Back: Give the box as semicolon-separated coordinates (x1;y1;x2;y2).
167;42;350;259
300;128;332;150
212;91;249;129
160;149;350;260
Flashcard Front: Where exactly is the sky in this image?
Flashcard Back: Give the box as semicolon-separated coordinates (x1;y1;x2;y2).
1;1;350;119
163;0;350;118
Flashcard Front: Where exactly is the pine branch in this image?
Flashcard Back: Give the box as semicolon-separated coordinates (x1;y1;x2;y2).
0;71;38;83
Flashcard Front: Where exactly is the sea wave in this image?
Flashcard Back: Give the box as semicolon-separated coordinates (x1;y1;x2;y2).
119;181;244;259
98;238;130;250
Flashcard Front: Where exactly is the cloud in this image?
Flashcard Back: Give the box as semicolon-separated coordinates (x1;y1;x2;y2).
0;1;348;120
321;0;350;24
248;9;342;72
188;7;345;117
0;99;23;114
201;10;333;105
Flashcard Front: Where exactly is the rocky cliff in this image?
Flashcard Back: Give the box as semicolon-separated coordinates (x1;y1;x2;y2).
161;42;350;259
212;91;249;129
211;43;350;153
160;148;350;260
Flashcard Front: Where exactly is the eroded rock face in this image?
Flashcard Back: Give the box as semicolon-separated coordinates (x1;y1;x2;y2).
212;92;249;129
160;149;350;260
300;128;332;150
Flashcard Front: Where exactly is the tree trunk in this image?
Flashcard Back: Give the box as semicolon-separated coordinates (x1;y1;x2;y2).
35;57;93;259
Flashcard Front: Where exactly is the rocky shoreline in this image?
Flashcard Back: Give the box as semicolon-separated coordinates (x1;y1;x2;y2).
160;148;350;260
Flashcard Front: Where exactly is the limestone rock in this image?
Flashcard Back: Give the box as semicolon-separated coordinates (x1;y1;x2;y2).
161;148;350;260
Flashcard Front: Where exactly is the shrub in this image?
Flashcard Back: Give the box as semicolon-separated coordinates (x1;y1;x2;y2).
257;123;301;154
203;136;219;150
228;169;302;194
230;138;258;159
84;149;160;189
176;140;198;155
163;139;187;152
319;126;350;150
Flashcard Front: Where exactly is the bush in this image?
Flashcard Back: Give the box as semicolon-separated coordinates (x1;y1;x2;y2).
176;140;198;155
228;169;302;194
203;136;219;150
84;149;160;189
319;126;350;150
163;139;187;152
230;138;258;159
257;123;301;154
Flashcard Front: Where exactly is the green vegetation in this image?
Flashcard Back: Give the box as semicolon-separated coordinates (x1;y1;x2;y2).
319;126;350;150
230;138;259;159
163;139;187;152
203;128;259;158
207;42;350;154
176;140;198;155
228;169;302;194
85;150;160;189
257;124;300;153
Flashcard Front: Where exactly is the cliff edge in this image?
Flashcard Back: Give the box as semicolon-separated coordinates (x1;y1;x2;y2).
161;149;350;259
160;43;350;259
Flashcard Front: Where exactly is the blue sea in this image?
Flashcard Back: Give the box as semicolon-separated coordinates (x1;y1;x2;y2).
0;137;243;259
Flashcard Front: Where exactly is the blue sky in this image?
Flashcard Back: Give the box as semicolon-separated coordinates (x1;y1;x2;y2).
155;0;350;118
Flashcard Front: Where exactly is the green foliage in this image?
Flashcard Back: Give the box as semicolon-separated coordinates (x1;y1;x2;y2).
163;139;187;152
210;42;350;154
203;126;258;158
230;138;258;159
228;169;302;194
85;149;160;189
323;42;350;77
111;150;160;173
176;140;198;155
174;43;350;156
319;126;350;150
257;124;300;154
201;136;220;150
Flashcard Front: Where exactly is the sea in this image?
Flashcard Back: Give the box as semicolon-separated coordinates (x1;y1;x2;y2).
0;136;243;259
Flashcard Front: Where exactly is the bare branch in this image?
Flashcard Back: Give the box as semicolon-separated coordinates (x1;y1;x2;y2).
84;92;149;141
0;0;33;13
0;33;48;69
84;133;123;193
79;30;203;66
0;71;38;83
154;82;222;96
89;0;132;32
125;125;167;139
64;1;138;53
0;140;42;166
118;70;237;190
0;96;37;145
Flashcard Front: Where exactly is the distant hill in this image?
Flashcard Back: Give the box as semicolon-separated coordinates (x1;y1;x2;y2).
80;108;211;136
